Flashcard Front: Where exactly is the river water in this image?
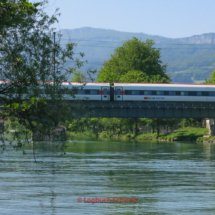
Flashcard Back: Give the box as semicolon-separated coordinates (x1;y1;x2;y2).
0;138;215;215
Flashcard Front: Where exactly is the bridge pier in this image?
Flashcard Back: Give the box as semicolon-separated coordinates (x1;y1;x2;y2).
205;119;215;136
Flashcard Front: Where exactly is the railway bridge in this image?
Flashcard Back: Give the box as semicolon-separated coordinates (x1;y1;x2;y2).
72;101;215;118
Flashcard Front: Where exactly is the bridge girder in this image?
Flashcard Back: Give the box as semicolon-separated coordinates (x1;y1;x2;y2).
71;101;215;118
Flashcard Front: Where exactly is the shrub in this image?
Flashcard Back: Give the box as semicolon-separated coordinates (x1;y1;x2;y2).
126;133;135;139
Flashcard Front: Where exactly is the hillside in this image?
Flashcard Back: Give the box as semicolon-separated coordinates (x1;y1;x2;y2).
59;28;215;83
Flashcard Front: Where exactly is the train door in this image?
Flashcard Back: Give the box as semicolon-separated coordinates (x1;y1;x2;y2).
115;87;123;101
101;87;109;101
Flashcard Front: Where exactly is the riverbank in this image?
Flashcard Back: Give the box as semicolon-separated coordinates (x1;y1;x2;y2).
197;135;215;143
66;127;209;142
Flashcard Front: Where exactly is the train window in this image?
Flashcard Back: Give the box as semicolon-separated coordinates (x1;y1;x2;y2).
176;91;180;96
156;91;164;95
85;90;90;94
152;91;156;95
125;90;132;95
164;91;169;95
116;89;121;95
103;89;107;95
181;91;188;96
202;92;209;96
188;91;197;96
209;91;215;96
90;90;98;95
197;92;202;96
169;91;176;95
77;89;85;94
132;90;139;95
144;91;152;95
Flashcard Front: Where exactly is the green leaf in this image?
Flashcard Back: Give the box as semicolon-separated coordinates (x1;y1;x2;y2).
12;103;19;108
31;97;35;104
34;3;40;7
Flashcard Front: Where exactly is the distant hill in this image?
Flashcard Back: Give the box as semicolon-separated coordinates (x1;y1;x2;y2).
59;27;215;83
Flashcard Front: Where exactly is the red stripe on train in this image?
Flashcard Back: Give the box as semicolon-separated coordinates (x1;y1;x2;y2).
120;90;125;95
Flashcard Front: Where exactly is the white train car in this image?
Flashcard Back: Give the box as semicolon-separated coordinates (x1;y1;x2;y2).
62;82;110;101
114;83;215;102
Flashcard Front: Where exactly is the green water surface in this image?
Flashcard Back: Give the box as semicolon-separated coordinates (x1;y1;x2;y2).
0;138;215;215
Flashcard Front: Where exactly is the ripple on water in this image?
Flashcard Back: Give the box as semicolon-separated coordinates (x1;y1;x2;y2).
0;140;215;214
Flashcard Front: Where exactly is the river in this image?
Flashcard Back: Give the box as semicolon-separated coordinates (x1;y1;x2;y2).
0;138;215;214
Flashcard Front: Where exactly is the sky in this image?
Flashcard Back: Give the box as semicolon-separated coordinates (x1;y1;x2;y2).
35;0;215;39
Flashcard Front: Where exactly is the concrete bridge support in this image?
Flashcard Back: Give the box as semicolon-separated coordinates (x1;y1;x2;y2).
205;119;215;136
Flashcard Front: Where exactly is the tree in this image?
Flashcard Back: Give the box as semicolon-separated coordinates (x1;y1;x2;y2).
120;70;169;83
0;0;39;30
97;37;171;84
204;70;215;84
119;70;149;83
71;70;87;82
0;1;86;140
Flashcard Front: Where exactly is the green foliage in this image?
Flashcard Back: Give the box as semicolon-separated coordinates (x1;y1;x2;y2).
97;37;170;84
126;133;135;139
136;133;157;140
158;127;208;141
99;131;114;138
178;118;199;128
4;117;27;131
0;0;39;30
204;70;215;84
71;70;87;82
64;117;207;143
120;70;169;83
0;1;87;140
119;70;149;83
142;118;181;137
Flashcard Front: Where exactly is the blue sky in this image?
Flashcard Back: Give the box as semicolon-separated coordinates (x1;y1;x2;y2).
41;0;215;38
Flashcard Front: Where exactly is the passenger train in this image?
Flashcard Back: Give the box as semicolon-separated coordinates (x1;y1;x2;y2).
63;82;215;102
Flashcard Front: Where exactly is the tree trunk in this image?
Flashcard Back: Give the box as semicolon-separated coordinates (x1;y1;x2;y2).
152;127;155;133
156;127;160;137
135;120;138;136
120;124;122;134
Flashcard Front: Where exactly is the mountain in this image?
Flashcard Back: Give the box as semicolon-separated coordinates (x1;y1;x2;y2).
59;27;215;83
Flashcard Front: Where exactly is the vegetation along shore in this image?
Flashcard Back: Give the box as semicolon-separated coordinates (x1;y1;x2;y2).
64;118;210;143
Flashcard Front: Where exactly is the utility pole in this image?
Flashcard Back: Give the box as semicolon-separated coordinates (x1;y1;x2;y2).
53;32;56;92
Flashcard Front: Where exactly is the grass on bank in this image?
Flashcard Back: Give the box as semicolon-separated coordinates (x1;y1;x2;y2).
158;127;208;141
67;130;135;140
197;135;215;142
67;127;209;142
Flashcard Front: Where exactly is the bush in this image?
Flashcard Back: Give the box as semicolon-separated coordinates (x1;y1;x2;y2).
137;133;157;140
100;132;115;138
126;133;135;139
